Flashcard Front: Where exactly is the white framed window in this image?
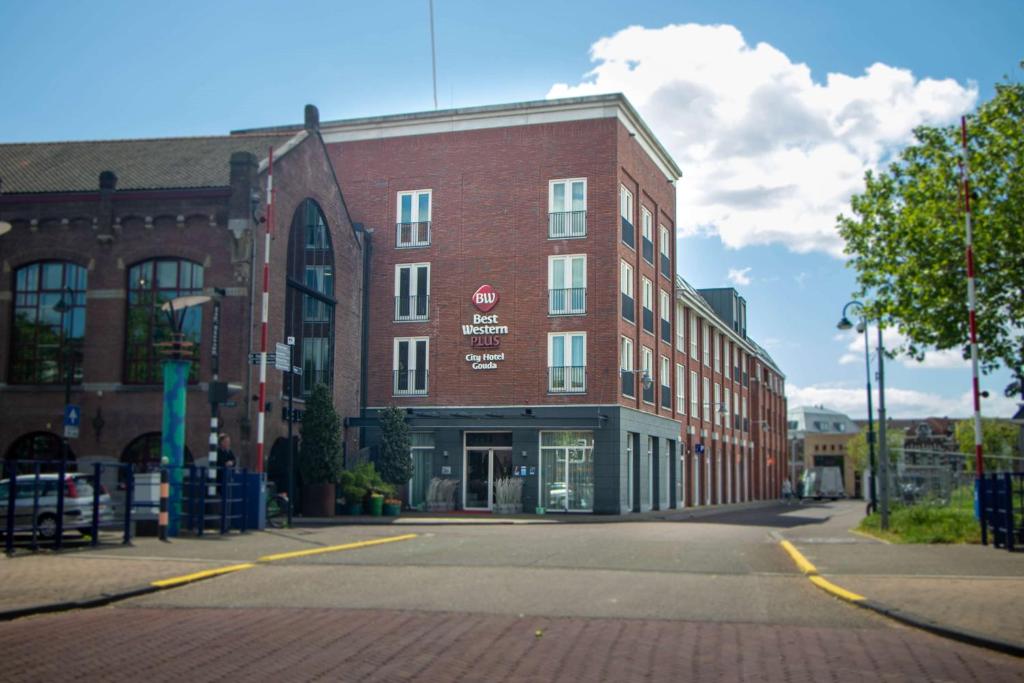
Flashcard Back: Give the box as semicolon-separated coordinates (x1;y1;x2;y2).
396;190;431;248
690;370;698;417
714;331;721;373
641;208;654;264
742;396;748;420
659;225;671;277
714;383;721;426
690;314;698;358
659;290;671;343
620;260;635;324
394;263;430;321
724;340;731;379
620;186;633;224
641;346;654;404
702;322;710;366
548;332;586;393
621;185;635;249
725;387;732;428
676;304;685;351
549;178;587;238
660;355;671;408
549;255;586;315
393;337;429;395
702;376;710;422
676;363;685;414
641;277;654;334
621;336;634;397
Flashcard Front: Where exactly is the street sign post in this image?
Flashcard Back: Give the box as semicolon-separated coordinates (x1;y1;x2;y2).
63;404;80;439
275;342;291;372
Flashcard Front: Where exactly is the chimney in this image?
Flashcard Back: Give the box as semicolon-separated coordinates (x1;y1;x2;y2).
96;170;117;243
228;151;258;240
304;104;320;132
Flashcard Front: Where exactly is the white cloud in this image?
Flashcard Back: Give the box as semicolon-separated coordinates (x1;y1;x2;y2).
548;24;977;256
836;327;969;369
727;266;752;286
786;383;1019;420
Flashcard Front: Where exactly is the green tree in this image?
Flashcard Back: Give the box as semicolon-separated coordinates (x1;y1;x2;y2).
837;75;1024;396
376;406;413;489
846;429;904;473
954;418;1019;471
299;384;343;484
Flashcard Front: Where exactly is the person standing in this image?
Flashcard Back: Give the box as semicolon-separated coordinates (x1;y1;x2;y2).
782;478;793;505
217;433;236;469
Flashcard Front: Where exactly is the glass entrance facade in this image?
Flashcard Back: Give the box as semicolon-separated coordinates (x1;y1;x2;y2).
540;431;594;512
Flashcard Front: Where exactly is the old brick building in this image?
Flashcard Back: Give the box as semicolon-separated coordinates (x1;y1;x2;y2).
0;108;364;484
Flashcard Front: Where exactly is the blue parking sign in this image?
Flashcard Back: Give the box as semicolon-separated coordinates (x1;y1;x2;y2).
63;404;80;439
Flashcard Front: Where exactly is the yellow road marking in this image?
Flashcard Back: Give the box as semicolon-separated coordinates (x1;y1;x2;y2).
151;563;256;588
150;533;419;589
809;575;865;602
779;540;817;575
258;533;419;562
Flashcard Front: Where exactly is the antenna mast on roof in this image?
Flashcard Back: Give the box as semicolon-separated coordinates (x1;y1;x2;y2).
429;0;438;110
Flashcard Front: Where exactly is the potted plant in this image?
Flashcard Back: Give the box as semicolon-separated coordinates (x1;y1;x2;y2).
493;476;524;515
376;406;413;511
298;384;344;517
339;468;366;515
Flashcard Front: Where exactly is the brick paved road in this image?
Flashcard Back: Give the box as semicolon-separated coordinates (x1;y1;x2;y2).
3;607;1022;682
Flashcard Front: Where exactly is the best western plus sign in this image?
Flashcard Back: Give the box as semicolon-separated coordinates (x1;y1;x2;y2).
462;285;509;368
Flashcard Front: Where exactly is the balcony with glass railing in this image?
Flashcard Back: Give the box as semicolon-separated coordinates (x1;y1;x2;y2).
621;217;634;248
622;293;635;323
661;385;672;409
642;306;654;333
660;253;671;279
661;318;671;343
549;288;586;316
394;295;429;322
642;236;654;264
548;366;586;394
393;369;428;396
396;221;431;248
621;369;635;397
548;210;587;239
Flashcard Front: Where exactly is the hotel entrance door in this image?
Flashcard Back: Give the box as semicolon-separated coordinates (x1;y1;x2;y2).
464;448;514;510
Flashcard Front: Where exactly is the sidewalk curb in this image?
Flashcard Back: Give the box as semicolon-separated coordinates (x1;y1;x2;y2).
779;539;1024;659
0;533;419;623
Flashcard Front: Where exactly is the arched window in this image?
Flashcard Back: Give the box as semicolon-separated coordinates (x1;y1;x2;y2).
4;431;75;473
285;200;334;396
120;432;193;478
125;259;204;384
10;262;87;385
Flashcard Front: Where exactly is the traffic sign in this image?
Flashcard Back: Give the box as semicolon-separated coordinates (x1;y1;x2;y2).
292;366;303;376
249;352;276;366
275;342;291;372
63;404;80;439
694;443;705;455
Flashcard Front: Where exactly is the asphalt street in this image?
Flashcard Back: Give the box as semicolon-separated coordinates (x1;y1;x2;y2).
4;501;1023;682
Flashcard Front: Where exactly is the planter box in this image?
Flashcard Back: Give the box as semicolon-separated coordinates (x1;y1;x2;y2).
302;483;335;517
383;502;402;516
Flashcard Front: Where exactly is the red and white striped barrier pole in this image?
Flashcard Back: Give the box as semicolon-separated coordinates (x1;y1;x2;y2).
960;117;984;481
255;147;274;474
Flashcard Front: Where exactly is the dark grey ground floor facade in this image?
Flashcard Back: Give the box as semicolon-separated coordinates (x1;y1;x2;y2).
357;405;680;515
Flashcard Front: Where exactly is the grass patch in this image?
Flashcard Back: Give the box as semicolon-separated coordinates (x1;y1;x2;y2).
858;503;982;544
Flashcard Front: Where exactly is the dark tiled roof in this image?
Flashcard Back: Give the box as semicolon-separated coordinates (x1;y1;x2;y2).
0;133;293;194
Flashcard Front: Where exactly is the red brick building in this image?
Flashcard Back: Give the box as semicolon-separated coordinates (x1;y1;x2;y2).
1;94;786;514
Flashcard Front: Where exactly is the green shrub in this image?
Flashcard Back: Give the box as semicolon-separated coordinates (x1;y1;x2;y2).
299;384;343;484
859;503;981;544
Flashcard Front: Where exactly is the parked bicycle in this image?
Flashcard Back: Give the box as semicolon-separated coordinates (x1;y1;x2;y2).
266;483;290;529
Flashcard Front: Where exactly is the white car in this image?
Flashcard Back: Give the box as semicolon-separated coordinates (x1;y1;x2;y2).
0;473;115;540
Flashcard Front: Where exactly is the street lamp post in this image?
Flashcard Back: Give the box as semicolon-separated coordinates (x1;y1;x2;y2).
52;286;76;550
837;301;878;516
837;301;888;530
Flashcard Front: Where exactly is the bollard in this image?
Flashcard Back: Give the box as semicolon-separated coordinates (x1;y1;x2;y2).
55;458;67;550
31;462;41;552
220;468;229;535
239;469;248;533
4;462;15;556
91;462;101;546
187;465;197;534
123;466;134;545
159;463;170;542
197;467;207;537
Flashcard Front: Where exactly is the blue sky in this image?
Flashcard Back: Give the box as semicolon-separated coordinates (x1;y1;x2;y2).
2;1;1021;419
